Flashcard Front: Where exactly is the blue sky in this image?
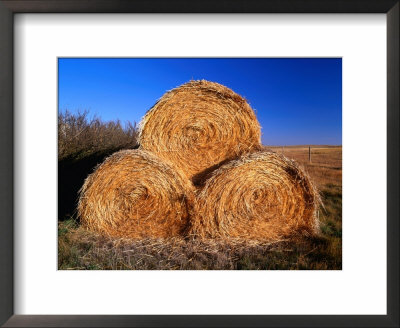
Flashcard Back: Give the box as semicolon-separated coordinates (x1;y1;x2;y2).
58;58;342;145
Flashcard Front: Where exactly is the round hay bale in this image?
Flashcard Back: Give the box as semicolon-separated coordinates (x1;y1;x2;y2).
138;80;262;185
78;149;195;239
190;151;320;241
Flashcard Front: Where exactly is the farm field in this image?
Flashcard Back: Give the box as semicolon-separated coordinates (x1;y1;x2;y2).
58;115;342;270
267;145;342;188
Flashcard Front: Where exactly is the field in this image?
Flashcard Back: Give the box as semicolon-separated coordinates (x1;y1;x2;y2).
58;112;342;270
267;145;342;187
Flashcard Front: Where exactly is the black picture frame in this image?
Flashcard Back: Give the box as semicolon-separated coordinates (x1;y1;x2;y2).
0;1;398;327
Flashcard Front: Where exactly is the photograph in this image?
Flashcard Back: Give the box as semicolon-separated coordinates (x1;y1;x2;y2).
1;0;396;325
58;58;342;270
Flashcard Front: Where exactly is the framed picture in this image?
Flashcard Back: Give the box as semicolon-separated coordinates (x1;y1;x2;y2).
0;0;398;327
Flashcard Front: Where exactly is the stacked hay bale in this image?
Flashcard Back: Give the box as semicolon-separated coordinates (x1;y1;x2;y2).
78;149;194;239
78;80;320;242
139;80;262;185
190;151;320;241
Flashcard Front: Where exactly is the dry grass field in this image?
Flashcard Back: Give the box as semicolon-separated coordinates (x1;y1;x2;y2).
58;113;342;270
267;145;342;188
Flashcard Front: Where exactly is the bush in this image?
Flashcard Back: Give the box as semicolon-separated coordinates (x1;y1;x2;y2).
58;110;138;160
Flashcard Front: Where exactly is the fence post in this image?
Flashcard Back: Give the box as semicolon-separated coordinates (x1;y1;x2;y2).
309;146;311;163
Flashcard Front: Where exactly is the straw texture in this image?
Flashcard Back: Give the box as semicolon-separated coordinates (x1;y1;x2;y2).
78;149;194;239
139;80;262;184
190;151;320;241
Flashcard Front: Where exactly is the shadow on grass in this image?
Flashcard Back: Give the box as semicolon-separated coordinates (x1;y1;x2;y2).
58;146;138;221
